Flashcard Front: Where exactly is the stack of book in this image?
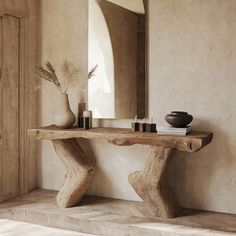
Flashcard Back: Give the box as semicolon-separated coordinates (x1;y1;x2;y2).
157;126;192;136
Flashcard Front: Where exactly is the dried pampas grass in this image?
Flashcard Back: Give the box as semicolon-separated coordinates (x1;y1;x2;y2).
36;61;98;94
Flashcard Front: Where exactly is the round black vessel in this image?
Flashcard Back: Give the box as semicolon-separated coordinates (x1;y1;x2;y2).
165;111;193;128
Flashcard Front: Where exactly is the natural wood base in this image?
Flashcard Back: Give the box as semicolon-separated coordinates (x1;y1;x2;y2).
28;127;213;217
52;139;95;207
129;146;179;218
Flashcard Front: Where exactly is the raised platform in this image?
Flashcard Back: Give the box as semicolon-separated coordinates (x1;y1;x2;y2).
0;189;235;236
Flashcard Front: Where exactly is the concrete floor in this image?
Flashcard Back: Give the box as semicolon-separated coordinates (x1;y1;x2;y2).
0;189;236;236
0;219;96;236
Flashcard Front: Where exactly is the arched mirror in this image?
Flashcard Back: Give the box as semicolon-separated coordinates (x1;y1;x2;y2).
88;0;146;119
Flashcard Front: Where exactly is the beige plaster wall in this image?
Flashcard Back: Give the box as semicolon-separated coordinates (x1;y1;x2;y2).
40;0;236;214
148;0;236;213
39;0;88;189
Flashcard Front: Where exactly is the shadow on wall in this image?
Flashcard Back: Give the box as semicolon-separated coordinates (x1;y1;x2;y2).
76;138;115;194
169;118;235;212
77;138;97;167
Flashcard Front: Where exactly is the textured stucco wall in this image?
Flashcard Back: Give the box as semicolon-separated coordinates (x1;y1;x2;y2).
39;0;88;189
40;0;236;214
148;0;236;213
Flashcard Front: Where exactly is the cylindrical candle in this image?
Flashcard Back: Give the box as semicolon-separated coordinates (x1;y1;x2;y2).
83;110;92;129
78;102;86;128
83;117;90;130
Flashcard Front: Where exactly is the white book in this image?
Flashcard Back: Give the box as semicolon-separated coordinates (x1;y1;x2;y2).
157;126;192;136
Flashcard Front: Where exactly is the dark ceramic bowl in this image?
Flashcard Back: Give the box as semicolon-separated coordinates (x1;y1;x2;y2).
165;111;193;128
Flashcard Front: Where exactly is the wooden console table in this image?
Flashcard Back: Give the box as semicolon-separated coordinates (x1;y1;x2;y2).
28;126;213;218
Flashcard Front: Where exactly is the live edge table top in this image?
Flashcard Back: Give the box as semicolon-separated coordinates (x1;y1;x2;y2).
28;126;213;153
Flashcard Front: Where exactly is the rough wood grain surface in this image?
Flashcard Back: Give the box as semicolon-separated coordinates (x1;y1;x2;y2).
28;126;213;152
0;1;39;203
129;146;179;218
0;0;29;17
0;17;2;202
1;15;20;201
19;0;39;195
52;139;95;208
29;126;212;217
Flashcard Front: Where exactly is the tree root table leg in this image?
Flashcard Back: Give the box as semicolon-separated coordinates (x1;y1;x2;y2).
52;138;95;208
128;146;179;218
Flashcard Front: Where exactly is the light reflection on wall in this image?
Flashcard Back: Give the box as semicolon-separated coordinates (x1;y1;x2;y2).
88;0;115;118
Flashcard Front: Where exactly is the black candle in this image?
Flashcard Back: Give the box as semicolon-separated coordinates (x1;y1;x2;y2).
78;102;86;128
146;117;157;133
83;117;90;130
139;123;147;132
131;115;139;132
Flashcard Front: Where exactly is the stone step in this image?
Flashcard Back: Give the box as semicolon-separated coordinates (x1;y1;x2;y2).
0;189;235;236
